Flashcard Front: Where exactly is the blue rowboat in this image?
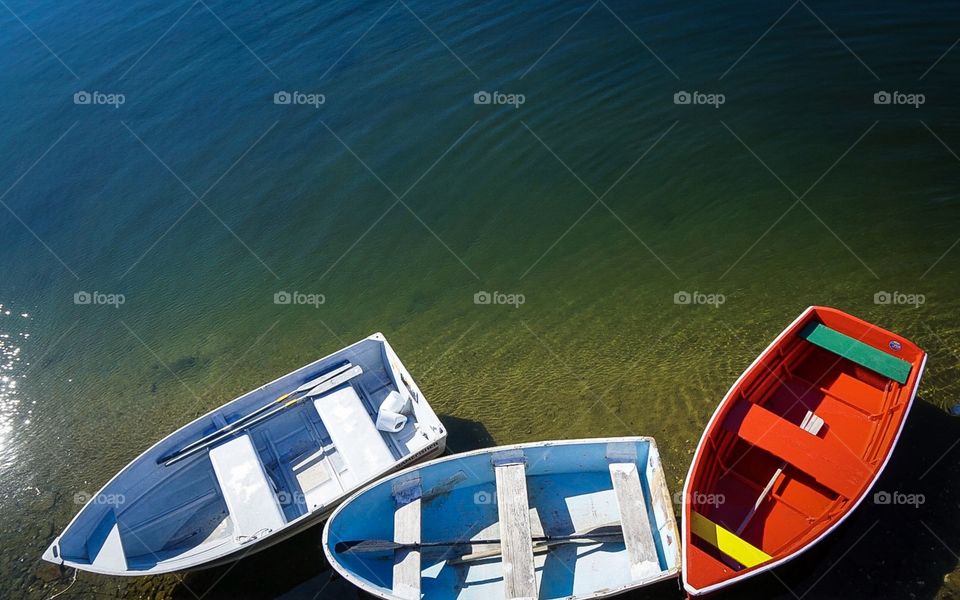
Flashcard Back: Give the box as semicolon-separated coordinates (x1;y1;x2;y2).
43;333;446;575
323;437;680;600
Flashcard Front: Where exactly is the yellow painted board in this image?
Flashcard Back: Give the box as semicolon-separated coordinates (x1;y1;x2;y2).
690;511;772;568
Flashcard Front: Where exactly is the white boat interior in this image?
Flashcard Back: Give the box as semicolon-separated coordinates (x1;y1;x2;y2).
44;334;446;575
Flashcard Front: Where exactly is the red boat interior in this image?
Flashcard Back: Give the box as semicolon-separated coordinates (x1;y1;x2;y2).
685;308;923;592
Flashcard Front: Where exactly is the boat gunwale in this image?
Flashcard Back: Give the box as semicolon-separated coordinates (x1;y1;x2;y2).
322;436;683;600
680;306;927;595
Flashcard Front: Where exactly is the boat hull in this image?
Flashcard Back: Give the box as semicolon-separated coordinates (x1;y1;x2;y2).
681;306;927;595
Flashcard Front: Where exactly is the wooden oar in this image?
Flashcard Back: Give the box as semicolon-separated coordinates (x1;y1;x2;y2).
450;522;622;564
735;410;824;535
162;365;362;467
335;529;625;555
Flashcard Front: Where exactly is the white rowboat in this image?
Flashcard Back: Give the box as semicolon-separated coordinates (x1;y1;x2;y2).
43;333;447;575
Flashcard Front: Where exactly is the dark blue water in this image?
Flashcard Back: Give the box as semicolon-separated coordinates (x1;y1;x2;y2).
2;0;960;597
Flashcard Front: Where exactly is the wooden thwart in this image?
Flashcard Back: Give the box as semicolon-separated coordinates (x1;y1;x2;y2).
208;434;285;542
735;410;824;535
392;478;422;600
690;511;772;568
494;461;538;600
800;322;911;384
608;462;660;581
724;401;869;499
313;385;395;486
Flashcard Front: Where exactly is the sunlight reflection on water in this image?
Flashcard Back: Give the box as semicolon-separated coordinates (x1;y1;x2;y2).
0;303;31;468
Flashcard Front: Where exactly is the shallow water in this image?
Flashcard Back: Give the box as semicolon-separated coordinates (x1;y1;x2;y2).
2;0;960;598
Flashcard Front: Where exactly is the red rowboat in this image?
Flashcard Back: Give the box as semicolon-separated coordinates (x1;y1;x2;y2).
682;306;927;595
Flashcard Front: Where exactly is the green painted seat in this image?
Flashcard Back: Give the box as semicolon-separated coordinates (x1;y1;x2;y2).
799;323;911;384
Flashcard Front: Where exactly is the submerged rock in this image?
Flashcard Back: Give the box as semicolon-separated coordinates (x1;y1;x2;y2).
31;561;61;583
33;491;56;512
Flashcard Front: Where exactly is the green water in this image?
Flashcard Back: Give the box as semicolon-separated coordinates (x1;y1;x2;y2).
2;0;960;598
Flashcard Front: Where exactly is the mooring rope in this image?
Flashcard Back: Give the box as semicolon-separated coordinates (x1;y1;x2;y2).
46;568;78;600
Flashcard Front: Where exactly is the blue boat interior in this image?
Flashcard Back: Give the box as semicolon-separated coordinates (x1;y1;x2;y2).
46;335;445;574
326;439;681;600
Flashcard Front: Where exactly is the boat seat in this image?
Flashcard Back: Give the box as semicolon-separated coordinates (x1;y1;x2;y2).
87;510;127;571
209;434;286;543
313;385;395;487
800;322;911;384
689;511;771;568
723;401;870;499
391;476;422;600
494;456;538;600
608;461;660;581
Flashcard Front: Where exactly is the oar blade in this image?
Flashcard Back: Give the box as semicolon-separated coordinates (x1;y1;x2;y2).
306;365;363;398
334;539;403;554
294;363;353;394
